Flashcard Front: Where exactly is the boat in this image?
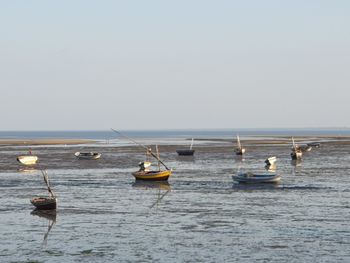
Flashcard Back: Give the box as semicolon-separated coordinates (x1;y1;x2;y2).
132;146;172;181
232;171;281;184
74;151;101;160
265;156;277;166
307;142;321;148
17;155;38;165
111;129;172;182
291;137;302;160
30;170;57;210
176;138;195;156
234;135;246;155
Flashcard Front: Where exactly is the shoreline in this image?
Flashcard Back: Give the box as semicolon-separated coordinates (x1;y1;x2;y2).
0;139;95;146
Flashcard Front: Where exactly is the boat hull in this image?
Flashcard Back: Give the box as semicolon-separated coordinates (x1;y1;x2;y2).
132;170;172;181
176;149;195;156
233;173;281;184
30;197;57;210
234;148;245;155
75;152;101;160
17;156;38;165
265;156;277;165
291;151;302;160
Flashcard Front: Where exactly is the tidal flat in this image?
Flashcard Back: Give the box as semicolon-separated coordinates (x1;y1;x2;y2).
0;136;349;262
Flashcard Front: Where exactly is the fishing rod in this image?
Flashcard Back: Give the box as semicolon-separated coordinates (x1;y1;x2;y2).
111;129;170;170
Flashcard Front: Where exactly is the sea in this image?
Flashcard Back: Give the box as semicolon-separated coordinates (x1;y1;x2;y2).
0;129;349;262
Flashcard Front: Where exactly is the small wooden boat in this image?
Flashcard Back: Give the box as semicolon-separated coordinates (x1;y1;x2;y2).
291;137;302;160
132;146;172;181
17;155;38;165
265;156;277;166
176;138;195;156
232;172;281;184
132;169;172;181
234;135;246;155
30;170;57;210
74;152;101;160
111;129;173;182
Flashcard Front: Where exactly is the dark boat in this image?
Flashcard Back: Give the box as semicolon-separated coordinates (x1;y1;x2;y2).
30;170;57;210
234;135;246;155
176;138;195;156
74;151;101;160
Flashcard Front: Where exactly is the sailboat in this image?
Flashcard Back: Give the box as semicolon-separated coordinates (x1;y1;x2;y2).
176;138;195;156
111;129;172;181
132;145;172;181
291;137;302;160
30;170;57;210
234;134;246;155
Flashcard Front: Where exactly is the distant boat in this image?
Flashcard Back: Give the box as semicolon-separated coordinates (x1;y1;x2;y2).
17;155;38;165
265;156;277;166
232;171;281;184
74;152;101;160
176;138;195;156
234;135;246;155
307;142;321;148
291;137;302;160
30;170;57;210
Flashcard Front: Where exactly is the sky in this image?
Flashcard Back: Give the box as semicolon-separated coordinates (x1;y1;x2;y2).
0;0;349;130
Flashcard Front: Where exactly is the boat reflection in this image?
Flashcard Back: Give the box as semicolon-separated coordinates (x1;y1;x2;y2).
18;167;37;173
132;181;171;209
291;159;302;176
232;182;279;191
132;181;171;191
31;209;57;247
176;155;195;162
234;155;245;162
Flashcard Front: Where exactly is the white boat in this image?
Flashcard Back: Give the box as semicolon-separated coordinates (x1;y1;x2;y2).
74;152;101;160
291;137;302;160
265;156;277;166
232;171;281;184
17;155;38;165
234;135;246;155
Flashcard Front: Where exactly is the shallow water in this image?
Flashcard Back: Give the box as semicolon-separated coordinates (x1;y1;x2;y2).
0;141;349;262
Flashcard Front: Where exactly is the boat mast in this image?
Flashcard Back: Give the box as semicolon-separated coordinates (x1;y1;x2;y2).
111;129;170;170
237;134;242;149
190;138;194;150
156;145;161;171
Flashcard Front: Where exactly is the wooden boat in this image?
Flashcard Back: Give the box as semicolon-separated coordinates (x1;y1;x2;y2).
132;169;172;181
176;138;195;156
234;135;246;155
291;137;302;160
17;155;38;165
265;156;277;166
232;171;281;184
74;151;101;160
111;129;173;182
30;170;57;210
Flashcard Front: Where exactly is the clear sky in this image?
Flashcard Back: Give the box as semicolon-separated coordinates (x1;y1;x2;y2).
0;0;349;130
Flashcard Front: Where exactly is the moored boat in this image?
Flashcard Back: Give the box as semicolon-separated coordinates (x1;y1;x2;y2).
30;170;57;210
232;172;281;184
31;196;57;210
176;138;195;156
291;137;302;160
234;135;246;155
111;129;173;182
132;169;172;181
17;155;38;165
74;152;101;160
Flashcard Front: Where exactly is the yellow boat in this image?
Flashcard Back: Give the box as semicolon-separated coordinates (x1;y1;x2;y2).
132;169;172;181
